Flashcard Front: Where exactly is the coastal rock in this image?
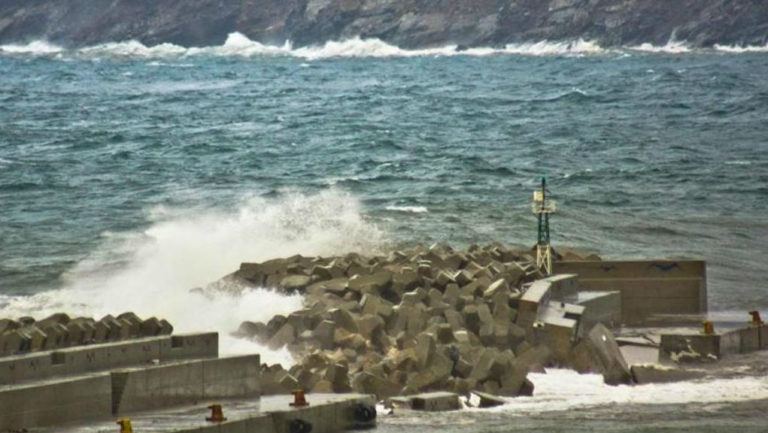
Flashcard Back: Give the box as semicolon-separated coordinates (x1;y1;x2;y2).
0;1;766;50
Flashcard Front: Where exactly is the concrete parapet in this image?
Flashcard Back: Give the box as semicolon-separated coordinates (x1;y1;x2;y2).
554;260;707;325
659;330;749;363
269;393;376;433
0;352;53;385
578;291;622;331
409;391;461;411
0;374;112;430
542;274;579;303
555;260;706;279
35;393;376;433
112;354;260;415
51;336;169;378
203;355;261;398
165;332;219;360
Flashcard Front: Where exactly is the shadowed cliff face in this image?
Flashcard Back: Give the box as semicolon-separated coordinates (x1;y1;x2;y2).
0;0;767;48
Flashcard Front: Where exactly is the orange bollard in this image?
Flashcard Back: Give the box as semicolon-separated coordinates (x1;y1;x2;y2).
206;404;227;422
290;389;309;407
116;418;133;433
749;311;763;325
702;320;714;335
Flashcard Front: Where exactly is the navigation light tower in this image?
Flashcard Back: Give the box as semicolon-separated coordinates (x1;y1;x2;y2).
532;177;556;275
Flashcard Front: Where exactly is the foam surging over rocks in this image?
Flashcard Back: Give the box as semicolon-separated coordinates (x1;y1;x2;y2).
230;243;627;400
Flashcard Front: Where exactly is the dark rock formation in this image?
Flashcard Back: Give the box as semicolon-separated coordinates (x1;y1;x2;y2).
1;0;767;49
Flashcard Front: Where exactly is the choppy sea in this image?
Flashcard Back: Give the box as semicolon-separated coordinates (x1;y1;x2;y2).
1;34;767;431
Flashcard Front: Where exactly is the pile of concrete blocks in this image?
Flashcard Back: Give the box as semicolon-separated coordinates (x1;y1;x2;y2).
0;312;173;357
233;243;632;400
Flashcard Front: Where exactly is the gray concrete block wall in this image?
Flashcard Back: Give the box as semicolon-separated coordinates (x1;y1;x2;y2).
555;260;707;325
542;274;579;303
270;395;376;433
0;333;221;386
164;332;219;360
0;352;53;385
0;374;112;430
202;354;260;398
738;327;761;353
52;336;169;376
555;260;707;280
112;360;205;414
112;354;261;415
578;291;622;331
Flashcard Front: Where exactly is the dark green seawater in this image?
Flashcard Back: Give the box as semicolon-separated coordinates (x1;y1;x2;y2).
1;39;767;431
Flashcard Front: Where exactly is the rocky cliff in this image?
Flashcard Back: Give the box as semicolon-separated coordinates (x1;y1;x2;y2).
1;0;767;48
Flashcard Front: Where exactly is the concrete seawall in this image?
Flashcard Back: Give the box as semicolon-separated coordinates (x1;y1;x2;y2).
554;261;707;325
0;332;264;431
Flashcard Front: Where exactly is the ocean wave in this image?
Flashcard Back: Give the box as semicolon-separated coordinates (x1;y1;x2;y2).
714;43;768;53
2;33;767;60
0;189;386;361
491;368;768;413
385;205;429;214
629;41;691;53
0;40;63;55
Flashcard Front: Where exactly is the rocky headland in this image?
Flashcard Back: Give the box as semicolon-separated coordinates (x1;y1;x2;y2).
1;0;767;49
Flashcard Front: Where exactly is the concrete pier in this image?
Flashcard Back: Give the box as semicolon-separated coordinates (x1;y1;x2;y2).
31;394;376;433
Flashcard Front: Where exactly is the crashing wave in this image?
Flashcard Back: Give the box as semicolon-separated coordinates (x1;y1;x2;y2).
714;43;768;53
629;41;691;53
0;40;63;55
2;32;767;60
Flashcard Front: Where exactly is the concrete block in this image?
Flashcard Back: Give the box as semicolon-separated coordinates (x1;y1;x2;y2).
269;394;377;433
111;359;205;414
203;354;261;398
554;260;707;325
542;274;579;302
760;324;768;350
410;392;461;411
630;365;705;384
164;332;218;360
739;326;761;353
112;355;261;414
0;374;112;430
583;324;631;385
517;281;552;328
554;260;706;280
0;352;53;385
577;291;622;331
51;336;169;376
659;333;735;363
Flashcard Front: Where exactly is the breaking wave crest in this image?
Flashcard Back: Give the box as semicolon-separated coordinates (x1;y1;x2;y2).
497;369;768;413
2;33;767;60
0;190;385;362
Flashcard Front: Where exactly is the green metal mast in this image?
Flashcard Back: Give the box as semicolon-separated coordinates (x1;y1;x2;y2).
532;176;555;274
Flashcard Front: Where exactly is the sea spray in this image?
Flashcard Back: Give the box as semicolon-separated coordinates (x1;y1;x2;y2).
490;369;768;413
0;189;385;362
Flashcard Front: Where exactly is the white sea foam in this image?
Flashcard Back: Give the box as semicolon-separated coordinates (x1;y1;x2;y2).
0;190;385;362
385;205;429;214
630;41;691;53
0;33;608;60
479;369;768;414
0;40;63;55
501;39;606;56
4;33;767;60
714;43;768;53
